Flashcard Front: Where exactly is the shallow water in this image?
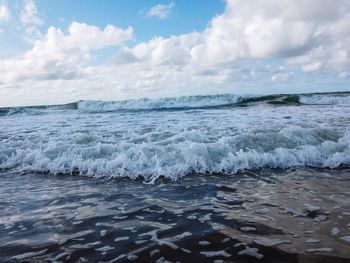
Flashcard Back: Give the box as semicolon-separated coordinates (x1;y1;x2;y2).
1;168;350;262
1;92;350;262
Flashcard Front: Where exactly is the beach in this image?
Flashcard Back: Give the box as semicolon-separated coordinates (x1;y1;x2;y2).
1;168;350;262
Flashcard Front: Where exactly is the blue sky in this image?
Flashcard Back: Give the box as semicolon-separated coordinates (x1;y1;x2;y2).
1;0;225;55
38;0;225;41
0;0;349;106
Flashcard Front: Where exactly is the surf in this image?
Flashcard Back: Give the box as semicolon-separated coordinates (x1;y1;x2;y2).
1;91;350;116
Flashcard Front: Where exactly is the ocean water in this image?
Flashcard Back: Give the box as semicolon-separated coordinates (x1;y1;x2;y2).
0;92;349;182
1;168;350;262
1;92;350;262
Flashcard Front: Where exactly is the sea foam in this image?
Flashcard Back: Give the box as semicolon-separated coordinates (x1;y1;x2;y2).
1;92;349;117
77;94;248;113
0;99;349;182
299;94;350;105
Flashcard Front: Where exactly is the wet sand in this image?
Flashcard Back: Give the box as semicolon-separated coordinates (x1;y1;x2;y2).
0;168;350;262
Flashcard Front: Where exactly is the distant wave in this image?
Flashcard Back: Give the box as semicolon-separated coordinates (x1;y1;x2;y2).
76;94;251;113
0;102;78;117
299;94;350;105
75;92;350;113
1;92;349;116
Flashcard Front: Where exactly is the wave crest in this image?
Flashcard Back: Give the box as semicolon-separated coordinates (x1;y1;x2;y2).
1;124;349;182
1;92;350;116
76;93;350;113
77;94;249;113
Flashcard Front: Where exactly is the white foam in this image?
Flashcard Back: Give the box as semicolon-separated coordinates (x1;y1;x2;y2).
75;93;350;113
114;237;130;242
340;236;350;243
331;227;340;236
303;204;320;212
199;241;211;246
12;249;48;260
300;94;350;105
240;227;256;232
305;248;334;253
254;238;291;247
95;246;115;252
175;231;192;239
0;102;349;182
200;250;231;258
238;246;264;259
77;94;248;113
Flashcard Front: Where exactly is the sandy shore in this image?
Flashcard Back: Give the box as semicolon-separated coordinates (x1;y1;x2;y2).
0;167;350;262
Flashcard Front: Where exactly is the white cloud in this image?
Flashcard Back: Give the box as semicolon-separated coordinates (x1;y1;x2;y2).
302;61;322;73
129;0;350;72
272;72;292;82
0;22;133;82
146;2;175;19
20;0;43;26
338;71;349;79
0;3;10;22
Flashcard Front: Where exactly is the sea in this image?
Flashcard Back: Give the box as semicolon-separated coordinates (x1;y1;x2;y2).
0;92;350;262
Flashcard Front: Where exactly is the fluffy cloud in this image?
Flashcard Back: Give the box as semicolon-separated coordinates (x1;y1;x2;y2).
129;0;350;72
0;22;133;82
0;3;10;22
272;72;293;82
146;2;175;19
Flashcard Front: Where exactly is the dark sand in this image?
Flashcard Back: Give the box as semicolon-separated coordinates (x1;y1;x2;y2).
0;168;350;262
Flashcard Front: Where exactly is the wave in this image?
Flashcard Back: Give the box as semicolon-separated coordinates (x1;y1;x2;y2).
76;93;350;113
77;94;350;113
0;101;350;182
0;102;78;117
1;133;349;183
76;94;252;113
0;92;350;116
1;92;349;116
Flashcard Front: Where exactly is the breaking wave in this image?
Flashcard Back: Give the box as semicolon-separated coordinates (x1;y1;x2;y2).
0;97;349;182
1;92;349;116
0;131;349;183
77;94;249;112
76;93;350;113
299;94;350;105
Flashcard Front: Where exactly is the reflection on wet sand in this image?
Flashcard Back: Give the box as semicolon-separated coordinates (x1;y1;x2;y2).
1;168;350;262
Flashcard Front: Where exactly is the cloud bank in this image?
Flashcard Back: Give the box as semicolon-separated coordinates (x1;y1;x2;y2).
0;0;349;106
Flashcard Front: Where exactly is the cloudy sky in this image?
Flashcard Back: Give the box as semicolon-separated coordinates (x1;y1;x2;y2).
0;0;349;106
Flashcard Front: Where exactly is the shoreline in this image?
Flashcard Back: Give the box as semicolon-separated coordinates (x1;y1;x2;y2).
1;167;350;262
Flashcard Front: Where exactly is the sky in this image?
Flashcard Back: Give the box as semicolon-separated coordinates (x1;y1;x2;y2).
0;0;349;107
